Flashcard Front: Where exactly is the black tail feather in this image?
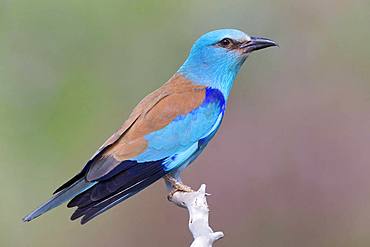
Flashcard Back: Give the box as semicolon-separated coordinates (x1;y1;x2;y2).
81;170;165;224
67;159;167;224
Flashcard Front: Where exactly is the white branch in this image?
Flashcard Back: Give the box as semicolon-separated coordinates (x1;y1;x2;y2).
168;184;224;247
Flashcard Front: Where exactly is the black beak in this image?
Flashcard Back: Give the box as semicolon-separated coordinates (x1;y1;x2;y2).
241;36;278;53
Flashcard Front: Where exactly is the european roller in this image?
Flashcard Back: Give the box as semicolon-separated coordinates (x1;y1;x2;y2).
23;29;277;224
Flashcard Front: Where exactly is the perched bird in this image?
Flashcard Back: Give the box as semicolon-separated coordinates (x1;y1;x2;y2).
23;29;277;224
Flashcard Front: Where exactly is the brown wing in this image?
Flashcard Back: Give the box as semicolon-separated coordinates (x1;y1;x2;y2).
86;75;206;181
92;74;204;160
54;74;205;193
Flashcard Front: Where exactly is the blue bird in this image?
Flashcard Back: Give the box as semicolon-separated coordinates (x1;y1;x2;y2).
23;29;277;224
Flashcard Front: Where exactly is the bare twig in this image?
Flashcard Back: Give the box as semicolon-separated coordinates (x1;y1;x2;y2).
168;184;224;247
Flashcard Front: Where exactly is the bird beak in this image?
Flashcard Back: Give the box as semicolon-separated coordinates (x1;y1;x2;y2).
240;36;278;53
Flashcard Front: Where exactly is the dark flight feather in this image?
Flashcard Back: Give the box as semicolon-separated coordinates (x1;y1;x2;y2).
67;159;167;224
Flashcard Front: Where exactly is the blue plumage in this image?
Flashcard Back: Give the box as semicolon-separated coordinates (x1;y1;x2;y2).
23;29;276;224
179;29;249;98
135;88;225;167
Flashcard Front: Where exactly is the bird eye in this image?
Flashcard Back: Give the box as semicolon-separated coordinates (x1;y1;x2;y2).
219;38;233;48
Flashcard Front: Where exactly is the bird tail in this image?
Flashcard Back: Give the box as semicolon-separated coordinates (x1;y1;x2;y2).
22;179;95;222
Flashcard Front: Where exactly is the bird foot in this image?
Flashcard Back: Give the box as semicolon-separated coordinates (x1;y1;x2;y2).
167;184;194;201
164;175;194;201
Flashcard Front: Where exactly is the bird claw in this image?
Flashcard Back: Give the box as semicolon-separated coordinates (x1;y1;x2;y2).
164;174;194;201
167;183;194;201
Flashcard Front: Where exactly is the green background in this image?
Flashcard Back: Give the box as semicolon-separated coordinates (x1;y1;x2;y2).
1;0;370;246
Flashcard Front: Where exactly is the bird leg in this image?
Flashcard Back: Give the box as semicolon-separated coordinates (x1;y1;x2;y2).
164;174;194;200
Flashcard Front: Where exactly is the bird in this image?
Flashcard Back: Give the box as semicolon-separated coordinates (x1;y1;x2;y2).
23;29;277;224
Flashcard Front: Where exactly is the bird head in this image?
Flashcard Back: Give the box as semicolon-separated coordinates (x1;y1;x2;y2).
178;29;277;98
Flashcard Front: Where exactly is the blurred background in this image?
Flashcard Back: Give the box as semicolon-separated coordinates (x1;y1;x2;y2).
1;0;370;246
